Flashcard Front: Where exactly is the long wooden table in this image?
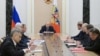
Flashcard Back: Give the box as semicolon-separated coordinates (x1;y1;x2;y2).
42;33;98;56
25;34;98;56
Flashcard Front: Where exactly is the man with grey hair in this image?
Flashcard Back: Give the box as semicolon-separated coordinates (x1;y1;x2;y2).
13;22;30;49
15;22;23;32
15;22;23;28
17;24;31;49
0;28;30;56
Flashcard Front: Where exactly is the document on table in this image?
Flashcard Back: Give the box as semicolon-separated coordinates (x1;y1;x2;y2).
70;48;87;53
65;42;76;46
33;40;45;46
31;49;42;53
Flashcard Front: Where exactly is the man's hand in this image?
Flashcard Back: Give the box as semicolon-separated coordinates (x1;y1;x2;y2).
29;45;37;51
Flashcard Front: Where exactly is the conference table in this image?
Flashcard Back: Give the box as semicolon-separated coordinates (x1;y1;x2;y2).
25;33;98;56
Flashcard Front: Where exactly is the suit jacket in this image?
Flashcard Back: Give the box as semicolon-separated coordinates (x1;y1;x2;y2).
17;34;30;50
40;25;56;33
72;31;91;47
72;31;86;40
85;36;100;54
80;34;91;47
0;38;25;56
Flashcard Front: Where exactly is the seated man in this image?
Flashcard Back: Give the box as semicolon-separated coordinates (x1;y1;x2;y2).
0;28;30;56
64;23;87;43
17;24;31;49
4;23;30;50
72;21;84;40
65;23;93;47
40;22;56;33
84;28;100;54
80;24;94;47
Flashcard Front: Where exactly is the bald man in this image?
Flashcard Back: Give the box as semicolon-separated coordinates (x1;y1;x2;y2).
40;22;56;33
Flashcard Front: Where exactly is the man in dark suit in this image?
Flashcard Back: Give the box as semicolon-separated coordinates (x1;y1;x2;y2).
72;21;84;40
84;28;100;54
17;24;30;50
80;24;94;47
0;28;29;56
40;22;56;33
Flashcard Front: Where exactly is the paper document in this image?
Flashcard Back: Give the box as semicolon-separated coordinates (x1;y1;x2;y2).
65;43;76;46
33;40;45;46
31;49;42;53
70;48;87;53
